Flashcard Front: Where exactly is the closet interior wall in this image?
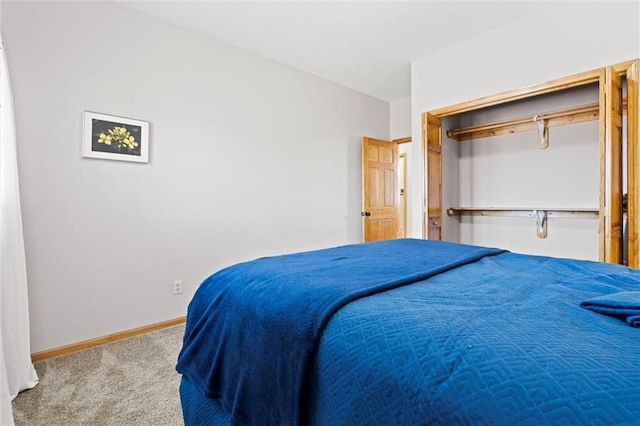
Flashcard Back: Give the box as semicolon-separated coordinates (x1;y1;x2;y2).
447;86;603;261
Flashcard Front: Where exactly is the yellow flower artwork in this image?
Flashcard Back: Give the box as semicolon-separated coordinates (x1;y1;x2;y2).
83;112;149;163
91;120;142;156
97;126;139;151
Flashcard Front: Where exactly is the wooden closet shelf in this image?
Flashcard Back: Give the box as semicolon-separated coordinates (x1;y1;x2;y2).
447;99;627;142
447;207;599;218
447;207;599;238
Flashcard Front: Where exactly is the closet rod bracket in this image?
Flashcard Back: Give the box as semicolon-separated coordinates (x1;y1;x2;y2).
533;115;549;149
533;209;548;238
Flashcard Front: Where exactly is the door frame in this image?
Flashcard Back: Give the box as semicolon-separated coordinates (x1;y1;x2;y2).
399;153;407;238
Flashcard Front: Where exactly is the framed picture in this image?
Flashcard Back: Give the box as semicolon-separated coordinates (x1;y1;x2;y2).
82;111;149;163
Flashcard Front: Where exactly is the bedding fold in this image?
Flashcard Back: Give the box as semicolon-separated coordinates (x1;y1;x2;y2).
175;238;505;425
580;291;640;327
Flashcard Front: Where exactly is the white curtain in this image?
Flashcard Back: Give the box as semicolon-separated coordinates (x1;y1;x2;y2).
0;37;39;426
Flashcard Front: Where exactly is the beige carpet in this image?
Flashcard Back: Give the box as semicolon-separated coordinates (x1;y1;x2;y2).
11;324;185;426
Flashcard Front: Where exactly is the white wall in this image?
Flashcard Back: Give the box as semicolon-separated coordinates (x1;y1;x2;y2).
410;1;639;258
390;97;411;140
3;1;388;352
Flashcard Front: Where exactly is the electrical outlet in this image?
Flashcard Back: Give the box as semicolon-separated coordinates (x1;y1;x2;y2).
173;280;183;295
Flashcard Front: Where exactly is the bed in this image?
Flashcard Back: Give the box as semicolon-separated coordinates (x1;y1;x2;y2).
176;238;640;425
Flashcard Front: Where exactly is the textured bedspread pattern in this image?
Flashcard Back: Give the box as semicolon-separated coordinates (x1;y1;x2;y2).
176;239;505;425
306;252;640;425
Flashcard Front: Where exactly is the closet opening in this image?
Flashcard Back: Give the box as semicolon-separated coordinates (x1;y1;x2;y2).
422;59;639;266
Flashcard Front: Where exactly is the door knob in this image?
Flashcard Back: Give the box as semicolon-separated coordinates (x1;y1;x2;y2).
361;211;371;217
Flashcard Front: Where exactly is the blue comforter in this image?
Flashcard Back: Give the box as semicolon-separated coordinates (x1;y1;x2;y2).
176;239;504;425
306;251;640;425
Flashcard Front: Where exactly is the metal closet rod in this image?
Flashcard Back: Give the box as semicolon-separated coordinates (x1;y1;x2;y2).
446;207;600;239
447;207;599;217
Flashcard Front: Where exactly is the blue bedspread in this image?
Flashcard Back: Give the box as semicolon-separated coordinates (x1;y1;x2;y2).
176;239;504;425
306;252;640;425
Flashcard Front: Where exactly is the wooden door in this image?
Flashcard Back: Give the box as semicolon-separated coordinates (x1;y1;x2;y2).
423;113;443;240
600;67;623;263
362;137;399;242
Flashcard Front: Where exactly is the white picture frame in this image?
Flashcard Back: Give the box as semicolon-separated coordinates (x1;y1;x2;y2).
82;111;149;163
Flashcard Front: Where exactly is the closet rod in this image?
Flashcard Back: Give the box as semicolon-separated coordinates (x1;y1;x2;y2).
447;207;599;218
447;99;627;142
447;207;599;238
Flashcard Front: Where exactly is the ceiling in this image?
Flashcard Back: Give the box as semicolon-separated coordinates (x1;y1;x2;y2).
120;1;559;102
